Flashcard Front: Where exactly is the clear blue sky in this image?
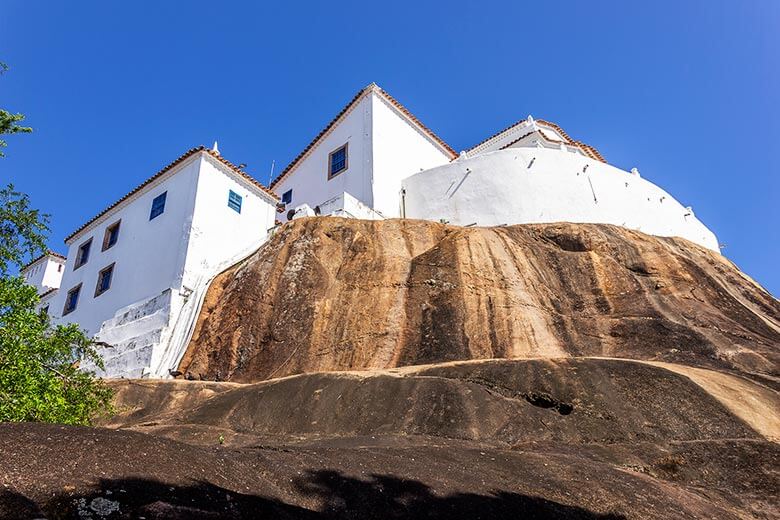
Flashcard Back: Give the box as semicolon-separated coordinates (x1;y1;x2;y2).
2;1;778;295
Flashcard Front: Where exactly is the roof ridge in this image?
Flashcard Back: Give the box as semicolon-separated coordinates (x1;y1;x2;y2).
468;117;606;163
64;146;277;244
269;84;455;189
20;250;66;272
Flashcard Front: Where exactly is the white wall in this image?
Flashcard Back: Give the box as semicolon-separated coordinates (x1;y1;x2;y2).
274;95;373;219
371;93;452;217
182;154;278;290
402;147;719;251
22;256;65;294
51;156;202;335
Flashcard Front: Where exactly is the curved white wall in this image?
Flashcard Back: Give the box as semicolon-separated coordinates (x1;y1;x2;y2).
402;148;718;251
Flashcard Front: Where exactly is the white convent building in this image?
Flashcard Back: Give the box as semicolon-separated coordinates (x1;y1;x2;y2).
24;83;718;378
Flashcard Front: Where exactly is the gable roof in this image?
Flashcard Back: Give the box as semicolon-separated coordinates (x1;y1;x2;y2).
468;118;606;163
64;147;278;244
269;83;456;189
20;251;66;272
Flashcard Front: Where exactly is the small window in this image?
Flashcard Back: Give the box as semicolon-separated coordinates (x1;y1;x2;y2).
74;239;92;270
57;264;62;272
228;190;242;213
41;305;50;316
94;263;115;297
63;284;82;315
102;220;121;251
281;189;293;205
328;143;348;179
150;192;167;220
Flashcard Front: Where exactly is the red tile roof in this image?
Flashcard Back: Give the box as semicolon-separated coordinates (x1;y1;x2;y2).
468;118;606;163
64;147;277;244
39;287;57;299
21;251;66;272
269;83;456;189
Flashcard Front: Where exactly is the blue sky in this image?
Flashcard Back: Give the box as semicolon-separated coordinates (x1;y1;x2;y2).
1;1;778;295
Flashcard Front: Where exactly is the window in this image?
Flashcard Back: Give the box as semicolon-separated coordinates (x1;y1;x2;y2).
74;239;92;269
41;305;49;316
102;220;121;251
228;190;242;213
63;284;81;315
281;189;293;205
57;264;62;272
149;192;167;220
94;263;115;297
328;143;348;179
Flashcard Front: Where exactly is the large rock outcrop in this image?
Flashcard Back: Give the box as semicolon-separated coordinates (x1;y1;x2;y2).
3;218;778;519
178;218;779;383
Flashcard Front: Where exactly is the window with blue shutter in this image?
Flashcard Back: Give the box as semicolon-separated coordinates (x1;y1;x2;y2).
63;284;82;315
150;192;167;220
228;190;242;213
328;143;348;179
75;239;92;269
95;263;115;297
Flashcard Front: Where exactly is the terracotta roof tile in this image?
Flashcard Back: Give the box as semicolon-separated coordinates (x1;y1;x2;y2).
270;83;456;189
21;251;66;272
39;287;57;299
469;118;606;163
64;147;277;244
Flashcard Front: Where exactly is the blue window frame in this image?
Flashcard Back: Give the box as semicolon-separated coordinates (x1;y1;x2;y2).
63;284;81;315
228;190;242;213
281;189;293;205
328;143;348;179
150;192;167;220
95;263;115;297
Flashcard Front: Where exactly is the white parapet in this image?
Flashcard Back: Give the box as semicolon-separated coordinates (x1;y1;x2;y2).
315;192;385;220
401;147;719;252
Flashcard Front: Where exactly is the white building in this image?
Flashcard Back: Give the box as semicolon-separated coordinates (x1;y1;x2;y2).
20;251;66;314
39;83;719;379
401;116;719;250
272;85;717;252
47;146;278;377
271;83;456;220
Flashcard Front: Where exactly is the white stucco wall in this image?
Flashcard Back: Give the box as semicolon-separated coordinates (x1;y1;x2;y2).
22;255;65;294
51;157;203;335
402;147;719;251
181;154;278;290
273;95;373;219
371;93;452;217
49;151;279;377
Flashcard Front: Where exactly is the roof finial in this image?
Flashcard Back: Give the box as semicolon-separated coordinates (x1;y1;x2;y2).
526;115;535;124
212;141;220;155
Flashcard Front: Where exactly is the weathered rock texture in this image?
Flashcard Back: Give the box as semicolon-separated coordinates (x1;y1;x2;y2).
179;217;779;383
3;218;779;519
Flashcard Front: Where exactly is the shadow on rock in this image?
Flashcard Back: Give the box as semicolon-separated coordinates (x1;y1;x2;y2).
293;469;625;519
11;472;625;519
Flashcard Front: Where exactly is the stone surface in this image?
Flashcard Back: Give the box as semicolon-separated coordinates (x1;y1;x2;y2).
178;217;779;383
3;219;777;519
3;357;778;519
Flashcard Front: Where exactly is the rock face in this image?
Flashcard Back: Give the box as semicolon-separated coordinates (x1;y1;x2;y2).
2;218;778;519
4;358;777;519
179;217;779;383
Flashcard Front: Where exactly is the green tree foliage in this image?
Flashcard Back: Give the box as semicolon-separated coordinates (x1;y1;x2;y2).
0;63;33;157
0;277;113;423
0;185;113;424
0;184;49;276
